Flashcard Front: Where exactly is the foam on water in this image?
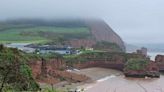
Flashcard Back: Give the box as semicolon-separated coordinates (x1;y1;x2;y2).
97;75;116;82
148;52;164;60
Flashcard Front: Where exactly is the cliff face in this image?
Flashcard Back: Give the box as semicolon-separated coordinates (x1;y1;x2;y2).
75;61;124;71
155;55;164;71
155;55;164;63
71;52;159;78
86;19;125;51
28;59;89;84
72;53;145;71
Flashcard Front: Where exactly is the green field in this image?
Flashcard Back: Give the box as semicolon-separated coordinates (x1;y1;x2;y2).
0;26;90;43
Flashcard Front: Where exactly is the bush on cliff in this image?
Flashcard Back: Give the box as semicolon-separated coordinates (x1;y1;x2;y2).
26;52;63;61
0;45;40;91
93;41;123;52
124;58;148;71
64;52;145;66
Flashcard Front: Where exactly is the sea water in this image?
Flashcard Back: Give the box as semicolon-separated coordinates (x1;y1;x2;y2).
148;52;164;61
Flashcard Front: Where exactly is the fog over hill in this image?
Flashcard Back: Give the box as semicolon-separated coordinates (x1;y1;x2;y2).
0;0;164;45
0;18;126;51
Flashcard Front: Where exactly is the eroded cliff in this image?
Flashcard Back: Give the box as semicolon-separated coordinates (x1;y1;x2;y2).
85;19;125;51
28;59;89;84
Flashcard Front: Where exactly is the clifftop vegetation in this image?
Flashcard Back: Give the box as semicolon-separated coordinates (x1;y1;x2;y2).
0;45;65;91
124;58;148;71
93;41;123;52
64;51;145;66
0;45;40;91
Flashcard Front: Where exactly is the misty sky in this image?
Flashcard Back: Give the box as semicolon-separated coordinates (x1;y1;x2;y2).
0;0;164;44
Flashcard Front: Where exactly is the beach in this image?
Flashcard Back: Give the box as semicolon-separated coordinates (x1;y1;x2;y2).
73;67;164;92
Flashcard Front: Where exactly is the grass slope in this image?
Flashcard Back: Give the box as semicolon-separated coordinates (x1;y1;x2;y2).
0;26;90;43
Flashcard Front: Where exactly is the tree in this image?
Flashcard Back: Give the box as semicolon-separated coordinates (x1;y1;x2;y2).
0;46;39;91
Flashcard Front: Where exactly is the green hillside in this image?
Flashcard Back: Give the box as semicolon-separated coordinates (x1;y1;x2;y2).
0;19;125;52
0;25;90;43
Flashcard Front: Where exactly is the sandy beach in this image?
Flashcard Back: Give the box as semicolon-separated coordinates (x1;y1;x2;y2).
72;67;164;92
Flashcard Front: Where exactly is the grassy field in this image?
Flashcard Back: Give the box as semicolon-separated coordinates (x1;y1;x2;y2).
0;26;90;43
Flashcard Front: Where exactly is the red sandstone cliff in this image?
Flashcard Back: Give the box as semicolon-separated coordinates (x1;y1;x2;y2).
155;55;164;71
28;59;89;84
155;55;164;63
85;19;125;51
63;19;126;51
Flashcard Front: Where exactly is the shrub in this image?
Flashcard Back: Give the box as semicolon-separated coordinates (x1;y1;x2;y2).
0;46;40;91
124;58;148;71
93;41;123;52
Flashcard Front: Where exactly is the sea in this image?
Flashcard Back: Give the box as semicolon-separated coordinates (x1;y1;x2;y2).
148;52;164;61
81;52;164;92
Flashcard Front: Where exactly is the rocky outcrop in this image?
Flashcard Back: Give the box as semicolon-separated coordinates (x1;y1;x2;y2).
72;53;145;70
155;55;164;63
28;59;89;84
85;19;125;51
71;52;159;78
124;61;160;78
155;55;164;72
75;60;160;78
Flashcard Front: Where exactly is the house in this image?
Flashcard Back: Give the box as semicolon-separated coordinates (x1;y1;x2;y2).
36;45;75;55
136;47;147;56
5;43;35;53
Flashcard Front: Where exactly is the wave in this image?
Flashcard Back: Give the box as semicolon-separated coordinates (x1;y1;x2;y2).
97;75;116;82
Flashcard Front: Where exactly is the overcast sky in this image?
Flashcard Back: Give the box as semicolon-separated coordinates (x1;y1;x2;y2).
0;0;163;44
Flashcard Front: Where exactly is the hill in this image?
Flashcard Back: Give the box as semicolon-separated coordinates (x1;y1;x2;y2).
0;19;125;52
86;19;125;51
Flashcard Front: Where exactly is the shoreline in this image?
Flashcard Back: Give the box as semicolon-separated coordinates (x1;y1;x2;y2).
53;68;122;91
65;68;123;91
75;68;164;92
148;52;164;60
39;67;164;92
77;74;119;91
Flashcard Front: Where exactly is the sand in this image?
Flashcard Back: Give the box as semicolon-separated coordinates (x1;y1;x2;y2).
72;67;164;92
